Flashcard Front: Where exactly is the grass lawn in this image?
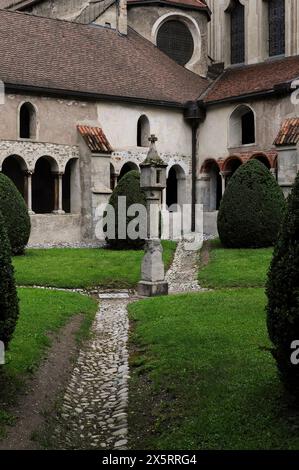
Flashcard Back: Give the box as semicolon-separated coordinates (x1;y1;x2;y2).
128;242;299;450
13;241;176;289
0;288;97;438
199;240;273;288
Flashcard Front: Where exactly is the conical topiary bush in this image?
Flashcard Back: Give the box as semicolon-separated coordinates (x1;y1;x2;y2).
266;172;299;397
0;210;19;349
0;173;31;255
217;159;286;248
106;170;147;249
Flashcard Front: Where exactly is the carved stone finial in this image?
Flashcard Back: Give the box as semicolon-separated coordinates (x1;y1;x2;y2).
142;134;165;166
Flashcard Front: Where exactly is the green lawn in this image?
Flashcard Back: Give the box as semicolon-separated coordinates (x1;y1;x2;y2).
13;241;176;289
0;288;97;438
199;240;273;288
128;242;299;450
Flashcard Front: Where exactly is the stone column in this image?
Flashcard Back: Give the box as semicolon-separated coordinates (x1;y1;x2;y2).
24;170;35;215
270;168;277;179
53;172;65;215
220;170;231;195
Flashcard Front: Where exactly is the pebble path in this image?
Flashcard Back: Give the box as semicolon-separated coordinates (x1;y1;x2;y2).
53;292;131;450
52;241;206;449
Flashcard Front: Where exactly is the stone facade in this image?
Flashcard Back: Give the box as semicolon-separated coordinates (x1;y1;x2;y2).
2;0;299;241
206;0;299;66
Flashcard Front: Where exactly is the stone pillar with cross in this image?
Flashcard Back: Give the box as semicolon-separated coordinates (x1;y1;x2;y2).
138;135;169;297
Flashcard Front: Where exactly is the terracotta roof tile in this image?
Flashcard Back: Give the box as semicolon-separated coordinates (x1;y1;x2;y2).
274;117;299;146
203;56;299;103
78;125;113;153
127;0;210;14
0;9;208;104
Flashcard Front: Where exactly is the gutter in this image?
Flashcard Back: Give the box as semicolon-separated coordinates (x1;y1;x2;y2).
4;83;186;109
184;101;206;232
204;82;291;107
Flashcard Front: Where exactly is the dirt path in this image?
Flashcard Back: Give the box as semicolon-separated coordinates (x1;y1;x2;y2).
0;315;82;450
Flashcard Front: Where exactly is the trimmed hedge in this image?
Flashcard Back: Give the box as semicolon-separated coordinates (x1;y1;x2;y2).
217;160;286;248
106;170;147;250
0;173;31;255
266;172;299;397
0;210;19;348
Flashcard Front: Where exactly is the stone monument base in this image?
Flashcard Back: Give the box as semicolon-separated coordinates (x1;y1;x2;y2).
137;280;168;297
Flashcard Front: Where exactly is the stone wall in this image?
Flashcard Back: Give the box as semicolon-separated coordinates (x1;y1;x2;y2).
128;5;208;76
206;0;299;67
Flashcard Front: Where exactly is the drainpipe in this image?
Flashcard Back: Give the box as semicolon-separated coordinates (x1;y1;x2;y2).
184;101;206;232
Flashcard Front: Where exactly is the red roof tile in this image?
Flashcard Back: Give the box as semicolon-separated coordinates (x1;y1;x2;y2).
274;117;299;146
203;56;299;103
78;125;113;153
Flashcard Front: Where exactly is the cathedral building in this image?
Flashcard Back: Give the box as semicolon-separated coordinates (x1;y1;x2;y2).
0;0;298;243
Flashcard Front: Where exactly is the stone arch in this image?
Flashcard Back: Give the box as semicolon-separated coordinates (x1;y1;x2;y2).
166;164;186;211
250;152;271;169
118;161;139;182
152;12;202;69
32;156;58;214
229;104;256;147
19;102;37;139
1;155;28;197
137;115;150;147
222;156;243;184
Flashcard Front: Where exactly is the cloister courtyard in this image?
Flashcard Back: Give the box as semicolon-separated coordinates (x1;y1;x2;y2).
0;238;298;450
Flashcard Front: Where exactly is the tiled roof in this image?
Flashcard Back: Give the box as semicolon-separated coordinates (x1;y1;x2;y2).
274;117;299;146
203;56;299;103
78;125;113;153
127;0;210;14
0;9;208;104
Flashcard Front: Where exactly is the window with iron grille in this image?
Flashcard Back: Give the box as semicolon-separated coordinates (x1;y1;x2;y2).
269;0;285;56
157;20;194;66
231;0;245;64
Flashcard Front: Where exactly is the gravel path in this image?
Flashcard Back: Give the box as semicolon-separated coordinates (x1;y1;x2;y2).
50;241;206;449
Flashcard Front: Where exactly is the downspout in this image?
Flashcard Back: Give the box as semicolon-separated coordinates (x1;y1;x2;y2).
184;101;206;232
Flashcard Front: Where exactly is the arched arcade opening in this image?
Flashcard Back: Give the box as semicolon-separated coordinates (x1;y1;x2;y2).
2;155;27;197
32;156;57;214
118;162;139;182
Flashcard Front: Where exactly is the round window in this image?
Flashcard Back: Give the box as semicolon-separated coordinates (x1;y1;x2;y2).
156;20;194;66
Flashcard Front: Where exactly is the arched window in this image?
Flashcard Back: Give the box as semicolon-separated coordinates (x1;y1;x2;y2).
137;115;150;147
230;0;245;64
268;0;285;57
19;102;36;139
229;105;255;147
157;20;194;66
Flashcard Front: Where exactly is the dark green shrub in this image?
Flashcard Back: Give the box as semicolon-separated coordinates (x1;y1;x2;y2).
217;160;286;248
0;210;19;348
266;172;299;397
106;170;147;249
0;173;31;255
